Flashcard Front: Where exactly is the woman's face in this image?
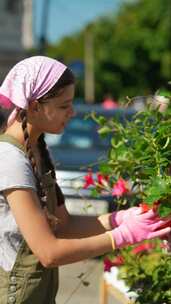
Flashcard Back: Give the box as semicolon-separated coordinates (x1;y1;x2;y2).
28;84;75;134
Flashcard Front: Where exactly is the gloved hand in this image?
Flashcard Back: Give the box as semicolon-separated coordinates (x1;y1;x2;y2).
110;208;171;249
110;203;152;228
110;206;140;228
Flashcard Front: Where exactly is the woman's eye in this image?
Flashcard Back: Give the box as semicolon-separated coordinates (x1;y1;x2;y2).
60;106;70;109
60;104;73;110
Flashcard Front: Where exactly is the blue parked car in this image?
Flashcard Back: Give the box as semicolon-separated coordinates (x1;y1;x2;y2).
45;104;135;215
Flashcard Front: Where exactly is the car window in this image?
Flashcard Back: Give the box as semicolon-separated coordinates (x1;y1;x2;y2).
45;107;135;150
69;117;94;131
45;116;110;149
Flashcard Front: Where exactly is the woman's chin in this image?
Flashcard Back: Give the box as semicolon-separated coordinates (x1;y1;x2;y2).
45;124;65;134
51;128;64;134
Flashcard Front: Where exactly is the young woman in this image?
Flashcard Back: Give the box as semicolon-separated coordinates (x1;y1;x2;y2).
0;56;170;303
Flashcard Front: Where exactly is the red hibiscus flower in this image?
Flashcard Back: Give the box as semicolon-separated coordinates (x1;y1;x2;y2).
139;203;150;213
112;178;128;197
97;173;109;185
103;255;124;272
132;242;155;255
139;201;160;213
83;170;95;189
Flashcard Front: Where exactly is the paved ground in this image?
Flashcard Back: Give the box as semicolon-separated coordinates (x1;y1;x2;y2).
55;202;125;304
56;259;121;304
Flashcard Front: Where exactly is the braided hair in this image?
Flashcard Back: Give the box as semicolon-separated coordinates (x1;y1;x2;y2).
37;133;65;206
0;67;75;207
19;109;47;207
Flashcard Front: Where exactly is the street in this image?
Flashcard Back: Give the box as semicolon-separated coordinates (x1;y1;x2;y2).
56;259;121;304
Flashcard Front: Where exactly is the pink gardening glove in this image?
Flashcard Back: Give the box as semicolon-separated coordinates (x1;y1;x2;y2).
110;206;139;228
111;207;171;248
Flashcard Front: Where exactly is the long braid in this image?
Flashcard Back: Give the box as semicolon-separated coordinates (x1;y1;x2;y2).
19;109;47;207
18;68;74;207
37;134;65;206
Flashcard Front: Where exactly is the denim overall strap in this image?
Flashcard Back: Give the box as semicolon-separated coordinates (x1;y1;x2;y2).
0;134;59;304
0;134;26;153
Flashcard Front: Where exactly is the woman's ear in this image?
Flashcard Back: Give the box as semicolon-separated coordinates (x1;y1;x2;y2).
29;100;40;113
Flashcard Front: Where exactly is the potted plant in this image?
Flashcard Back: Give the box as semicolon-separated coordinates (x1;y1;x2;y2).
83;91;171;303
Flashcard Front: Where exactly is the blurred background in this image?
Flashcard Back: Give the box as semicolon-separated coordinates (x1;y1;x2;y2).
0;2;171;303
0;0;170;105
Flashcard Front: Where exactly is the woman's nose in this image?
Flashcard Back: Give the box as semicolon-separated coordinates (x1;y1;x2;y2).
68;106;76;118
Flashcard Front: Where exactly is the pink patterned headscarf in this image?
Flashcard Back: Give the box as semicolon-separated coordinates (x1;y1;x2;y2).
0;56;67;126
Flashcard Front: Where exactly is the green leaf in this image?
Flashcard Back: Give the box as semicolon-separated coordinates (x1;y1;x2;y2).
145;176;171;204
158;202;171;217
98;126;111;135
90;188;100;198
98;163;113;174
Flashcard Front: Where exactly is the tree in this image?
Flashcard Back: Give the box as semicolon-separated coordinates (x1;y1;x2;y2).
46;0;171;102
94;0;171;101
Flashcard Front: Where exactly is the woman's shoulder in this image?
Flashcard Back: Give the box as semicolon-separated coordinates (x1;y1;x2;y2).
0;141;27;162
0;141;36;191
0;140;24;152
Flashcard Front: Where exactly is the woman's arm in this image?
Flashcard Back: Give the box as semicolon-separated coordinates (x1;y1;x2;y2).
5;188;112;268
54;204;112;238
6;189;170;268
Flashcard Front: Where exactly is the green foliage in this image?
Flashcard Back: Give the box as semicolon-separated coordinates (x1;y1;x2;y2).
46;34;84;63
95;95;171;216
119;246;171;304
93;93;171;302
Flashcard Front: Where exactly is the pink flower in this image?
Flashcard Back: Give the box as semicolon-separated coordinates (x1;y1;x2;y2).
112;178;128;197
83;170;95;189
